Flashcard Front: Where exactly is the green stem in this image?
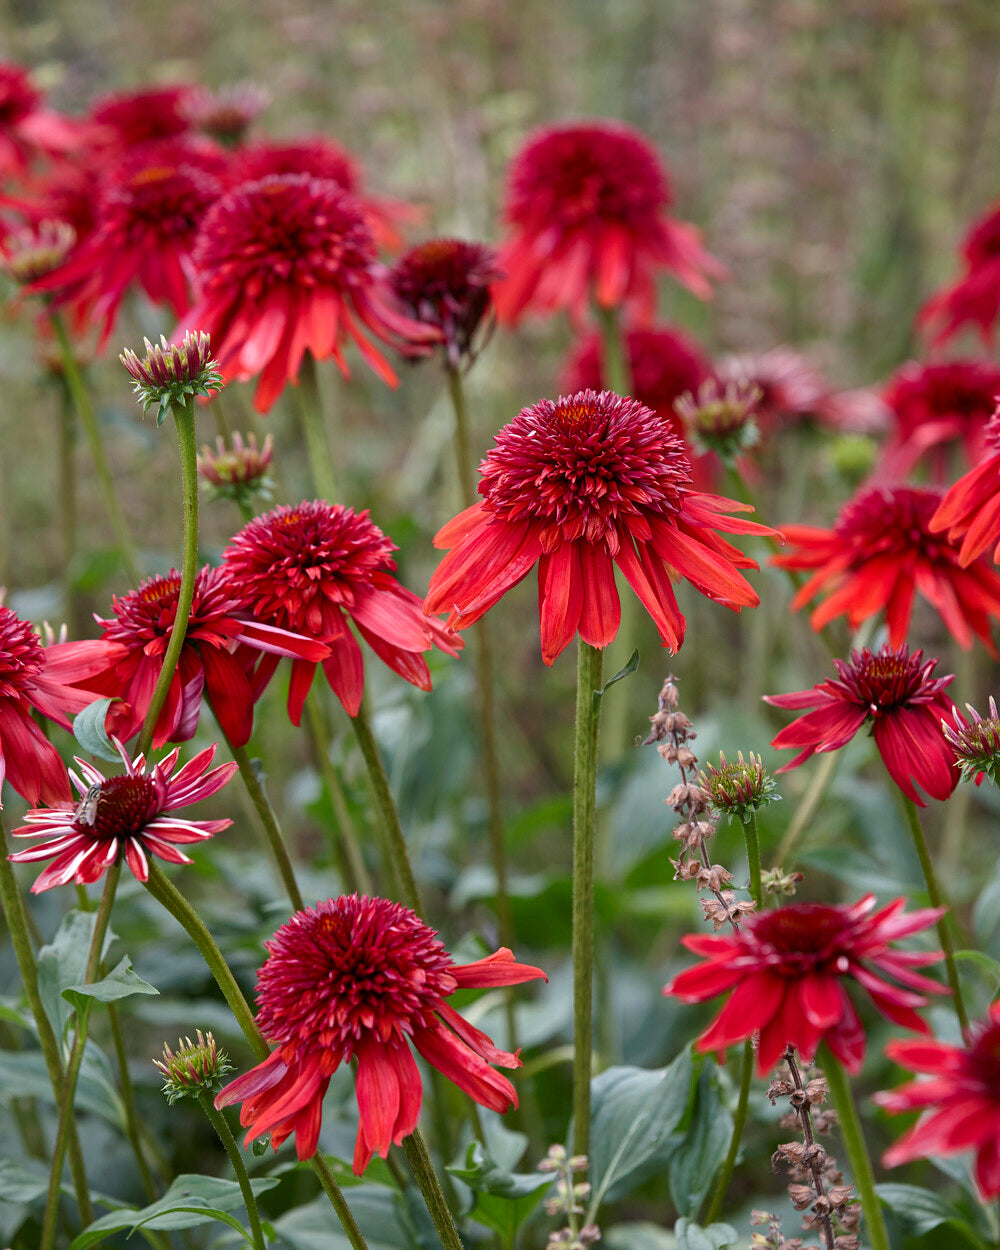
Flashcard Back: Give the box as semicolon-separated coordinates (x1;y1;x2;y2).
143;865;369;1250
702;1039;754;1225
295;352;338;500
56;382;79;635
775;749;840;866
741;810;763;910
137;401;200;758
572;640;603;1158
595;305;630;395
445;365;477;506
350;701;422;914
899;795;970;1039
0;823;92;1221
402;1129;465;1250
49;309;141;583
225;737;304;911
108;1001;160;1199
40;862;120;1250
304;693;371;894
198;1092;267;1250
819;1044;891;1250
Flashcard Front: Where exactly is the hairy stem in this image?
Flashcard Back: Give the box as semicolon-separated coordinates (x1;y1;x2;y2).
137;401;200;757
741;809;763;910
225;737;304;911
295;352;338;500
198;1092;267;1250
304;692;371;894
403;1129;466;1250
108;1001;161;1199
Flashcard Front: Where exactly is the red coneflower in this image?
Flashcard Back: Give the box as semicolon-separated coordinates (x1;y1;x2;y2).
181;174;437;413
562;324;712;441
230;138;421;251
765;644;959;805
492;120;724;325
0;62;82;175
224;501;461;720
31;141;224;345
215;894;546;1171
881;359;1000;478
0;605;126;805
87;565;328;750
89;84;197;150
930;407;1000;566
664;895;945;1074
9;739;235;892
773;483;1000;652
424;389;776;665
876;1001;1000;1200
389;238;500;368
919;202;1000;347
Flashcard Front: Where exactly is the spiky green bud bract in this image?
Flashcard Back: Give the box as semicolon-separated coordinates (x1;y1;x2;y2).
121;330;224;426
154;1030;233;1104
700;750;779;823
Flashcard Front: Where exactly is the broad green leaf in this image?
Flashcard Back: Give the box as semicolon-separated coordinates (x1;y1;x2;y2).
0;1158;48;1204
674;1218;738;1250
62;954;159;1012
0;1044;124;1128
667;1061;733;1219
271;1186;418;1250
605;1222;677;1250
447;1139;552;1239
953;949;1000;993
72;697;122;763
69;1174;280;1248
589;1050;694;1204
876;1183;971;1236
37;909;115;1039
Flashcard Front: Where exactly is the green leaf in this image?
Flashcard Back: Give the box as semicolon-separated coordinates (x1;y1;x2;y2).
62;955;159;1013
0;1158;49;1205
605;1222;678;1250
0;1045;125;1127
876;1183;970;1236
37;909;115;1039
271;1186;419;1250
953;949;1000;993
589;1050;694;1204
594;650;640;707
674;1218;738;1250
69;1174;280;1248
667;1060;733;1219
72;697;122;763
447;1139;552;1240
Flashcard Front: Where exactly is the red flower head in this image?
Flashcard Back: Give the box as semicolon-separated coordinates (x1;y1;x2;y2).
214;894;546;1171
876;1001;1000;1200
424;389;776;665
773;483;1000;653
919;202;1000;346
89;84;196;150
664;895;946;1074
9;739;235;892
563;324;712;441
182;174;438;413
929;406;1000;567
389;238;500;368
765;644;959;806
0;606;126;806
88;565;328;750
31;140;225;346
492;120;724;325
224;501;462;720
881;359;1000;478
0;62;83;175
230;138;422;251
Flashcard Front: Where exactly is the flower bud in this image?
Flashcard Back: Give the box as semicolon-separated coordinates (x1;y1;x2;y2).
121;330;224;425
701;750;779;822
675;378;762;463
154;1030;233;1104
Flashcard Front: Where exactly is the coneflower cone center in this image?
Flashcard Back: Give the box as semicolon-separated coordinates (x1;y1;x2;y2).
834;486;947;564
253;896;458;1056
480;390;692;543
0;609;44;694
835;647;946;715
746;904;856;974
77;774;160;842
969;1021;1000;1087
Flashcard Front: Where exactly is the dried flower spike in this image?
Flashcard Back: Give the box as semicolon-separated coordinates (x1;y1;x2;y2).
701;750;779;822
121;330;224;425
943;696;1000;786
154;1030;233;1103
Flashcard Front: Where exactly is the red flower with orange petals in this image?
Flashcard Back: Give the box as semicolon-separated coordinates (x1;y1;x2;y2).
919;202;1000;346
424;389;776;665
492;121;724;325
0;605;126;806
664;895;945;1074
765;644;959;805
930;407;1000;567
9;739;235;892
563;324;712;440
773;483;1000;652
88;566;328;750
882;359;1000;478
876;1001;1000;1200
215;894;546;1171
231;138;420;251
182;174;438;413
224;501;461;720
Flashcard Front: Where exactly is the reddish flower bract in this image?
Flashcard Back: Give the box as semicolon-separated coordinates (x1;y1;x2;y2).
492;121;724;325
876;1001;1000;1200
424;389;776;664
919;202;1000;346
9;739;236;892
224;501;461;719
881;359;1000;478
215;894;546;1171
929;407;1000;567
664;895;945;1074
765;644;959;806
